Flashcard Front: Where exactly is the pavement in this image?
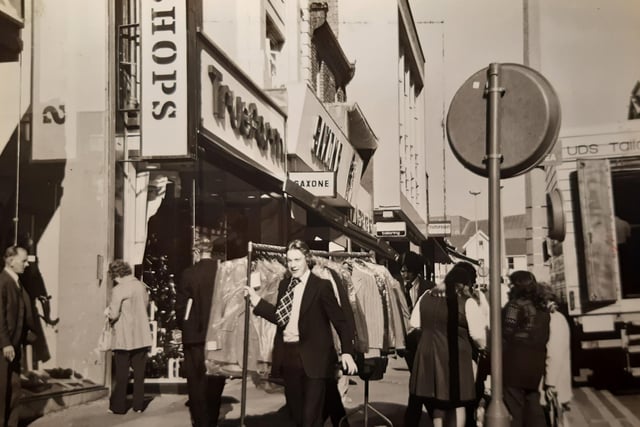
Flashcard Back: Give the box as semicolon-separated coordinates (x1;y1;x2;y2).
23;356;426;427
21;356;640;427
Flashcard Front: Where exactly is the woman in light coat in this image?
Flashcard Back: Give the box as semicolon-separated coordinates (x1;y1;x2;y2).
105;260;152;414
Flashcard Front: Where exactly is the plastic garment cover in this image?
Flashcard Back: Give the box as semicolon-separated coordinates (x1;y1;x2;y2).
204;257;286;376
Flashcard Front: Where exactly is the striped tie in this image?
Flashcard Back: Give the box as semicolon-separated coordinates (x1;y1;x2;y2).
275;277;301;328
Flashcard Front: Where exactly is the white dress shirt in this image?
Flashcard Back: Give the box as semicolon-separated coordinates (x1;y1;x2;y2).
282;270;310;343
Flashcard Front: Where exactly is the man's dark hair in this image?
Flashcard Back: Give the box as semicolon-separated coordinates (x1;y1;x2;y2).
401;251;423;275
194;236;213;253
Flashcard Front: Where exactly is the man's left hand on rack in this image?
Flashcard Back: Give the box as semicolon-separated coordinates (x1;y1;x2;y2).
244;286;261;307
340;353;358;375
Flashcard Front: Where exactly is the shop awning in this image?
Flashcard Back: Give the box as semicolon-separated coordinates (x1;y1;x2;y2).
442;239;480;266
347;103;378;151
312;22;355;88
423;237;452;264
283;179;398;260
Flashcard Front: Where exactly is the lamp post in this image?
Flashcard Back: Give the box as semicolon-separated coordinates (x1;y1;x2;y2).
469;190;481;260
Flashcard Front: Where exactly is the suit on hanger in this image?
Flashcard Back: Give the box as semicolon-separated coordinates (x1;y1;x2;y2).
253;272;355;427
323;268;356;427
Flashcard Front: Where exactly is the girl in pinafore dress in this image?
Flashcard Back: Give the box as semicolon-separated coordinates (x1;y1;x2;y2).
405;263;487;427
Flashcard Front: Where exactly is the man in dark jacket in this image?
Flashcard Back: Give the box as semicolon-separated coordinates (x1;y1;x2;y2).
176;238;225;427
0;246;36;427
245;239;358;427
400;251;431;370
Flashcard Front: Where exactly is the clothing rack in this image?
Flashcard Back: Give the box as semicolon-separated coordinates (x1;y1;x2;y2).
240;241;376;426
339;360;394;426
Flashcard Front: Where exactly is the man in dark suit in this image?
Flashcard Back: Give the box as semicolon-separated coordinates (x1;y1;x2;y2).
0;246;36;427
400;251;432;370
175;238;225;427
246;239;358;427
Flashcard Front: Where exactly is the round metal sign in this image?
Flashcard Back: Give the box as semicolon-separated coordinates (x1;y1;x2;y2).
446;63;561;178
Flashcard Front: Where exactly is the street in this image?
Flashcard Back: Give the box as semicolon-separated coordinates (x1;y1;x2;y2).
24;356;640;427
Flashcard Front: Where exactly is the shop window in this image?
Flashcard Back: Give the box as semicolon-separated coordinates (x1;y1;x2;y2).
265;13;284;88
115;0;141;131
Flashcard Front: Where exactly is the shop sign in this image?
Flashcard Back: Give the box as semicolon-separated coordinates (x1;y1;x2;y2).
375;221;406;238
560;130;640;161
350;186;374;235
288;172;335;197
312;116;343;172
201;48;286;179
32;0;108;160
351;208;374;235
428;221;452;237
140;0;188;157
286;83;362;205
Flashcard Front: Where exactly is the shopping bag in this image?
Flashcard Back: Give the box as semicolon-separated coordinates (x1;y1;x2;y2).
97;318;113;352
543;386;564;427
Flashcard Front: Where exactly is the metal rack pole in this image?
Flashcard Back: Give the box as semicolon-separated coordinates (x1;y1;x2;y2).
240;241;253;427
240;242;287;426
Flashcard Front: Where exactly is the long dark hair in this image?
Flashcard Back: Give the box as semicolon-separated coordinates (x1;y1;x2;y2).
443;263;474;401
509;270;547;309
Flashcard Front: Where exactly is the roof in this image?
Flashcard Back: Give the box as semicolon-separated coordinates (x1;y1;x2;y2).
505;238;527;256
446;213;528;256
460;214;527;239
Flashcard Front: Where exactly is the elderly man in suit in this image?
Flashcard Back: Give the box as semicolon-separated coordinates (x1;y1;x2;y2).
0;246;36;427
246;239;358;427
175;237;225;427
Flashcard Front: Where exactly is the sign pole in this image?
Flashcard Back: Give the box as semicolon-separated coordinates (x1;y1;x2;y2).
485;63;511;427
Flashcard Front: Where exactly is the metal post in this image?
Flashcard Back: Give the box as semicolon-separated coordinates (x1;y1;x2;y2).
240;241;253;427
485;63;511;427
469;190;481;259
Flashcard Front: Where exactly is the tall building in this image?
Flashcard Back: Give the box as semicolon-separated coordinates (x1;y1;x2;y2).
0;0;113;408
339;0;429;257
1;1;415;415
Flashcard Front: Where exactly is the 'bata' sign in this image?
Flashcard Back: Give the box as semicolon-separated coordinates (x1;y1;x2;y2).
140;0;188;157
428;221;452;237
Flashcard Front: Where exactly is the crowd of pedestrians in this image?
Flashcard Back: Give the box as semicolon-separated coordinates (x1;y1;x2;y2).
400;261;571;427
0;240;571;427
97;241;570;427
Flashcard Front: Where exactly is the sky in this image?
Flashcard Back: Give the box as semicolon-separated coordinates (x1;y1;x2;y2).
410;0;640;222
410;0;526;221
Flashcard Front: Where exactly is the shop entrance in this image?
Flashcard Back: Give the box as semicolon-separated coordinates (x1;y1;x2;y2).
129;150;287;380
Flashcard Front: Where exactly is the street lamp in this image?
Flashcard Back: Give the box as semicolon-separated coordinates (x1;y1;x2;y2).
469;190;481;261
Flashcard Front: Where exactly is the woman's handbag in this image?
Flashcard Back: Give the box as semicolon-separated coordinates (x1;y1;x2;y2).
97;317;113;352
